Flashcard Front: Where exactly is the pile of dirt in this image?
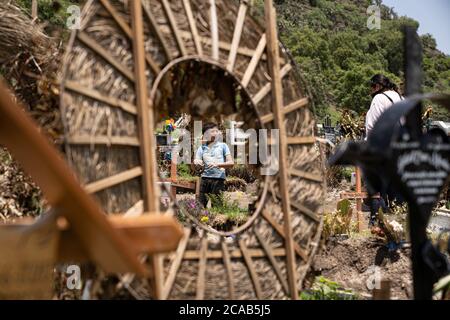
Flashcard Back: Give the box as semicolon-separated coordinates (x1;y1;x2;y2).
309;237;413;299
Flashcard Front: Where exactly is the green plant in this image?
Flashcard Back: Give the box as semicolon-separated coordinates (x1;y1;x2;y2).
300;276;358;300
177;163;197;182
207;193;249;227
323;199;356;238
16;0;77;27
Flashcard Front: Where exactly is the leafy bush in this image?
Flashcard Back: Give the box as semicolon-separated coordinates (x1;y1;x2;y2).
177;163;197;182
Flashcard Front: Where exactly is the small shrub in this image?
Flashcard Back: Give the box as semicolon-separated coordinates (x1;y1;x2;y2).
226;165;257;183
323;199;356;238
224;176;247;192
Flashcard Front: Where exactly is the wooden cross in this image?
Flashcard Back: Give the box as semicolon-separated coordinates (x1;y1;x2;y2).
0;80;183;299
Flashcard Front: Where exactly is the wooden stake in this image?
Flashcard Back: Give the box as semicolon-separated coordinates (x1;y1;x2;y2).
31;0;38;19
182;0;203;56
170;152;178;197
227;1;248;71
355;166;363;232
130;0;163;299
372;279;391;300
264;0;298;300
209;0;219;60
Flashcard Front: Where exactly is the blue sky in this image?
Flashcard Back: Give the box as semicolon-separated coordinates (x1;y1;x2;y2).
382;0;450;55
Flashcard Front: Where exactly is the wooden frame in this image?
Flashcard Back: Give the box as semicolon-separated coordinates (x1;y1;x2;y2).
0;80;183;280
59;0;325;300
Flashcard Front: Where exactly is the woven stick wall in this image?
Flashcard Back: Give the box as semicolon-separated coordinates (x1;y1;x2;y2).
60;0;325;299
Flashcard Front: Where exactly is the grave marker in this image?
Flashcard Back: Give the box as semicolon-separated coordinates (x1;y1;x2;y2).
329;27;450;300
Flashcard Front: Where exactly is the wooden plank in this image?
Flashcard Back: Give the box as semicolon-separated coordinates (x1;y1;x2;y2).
239;239;263;299
221;241;235;299
160;178;196;190
290;201;320;223
340;191;380;199
287;136;316;145
241;34;266;88
66;135;140;146
162;0;187;57
372;279;391;300
98;0;161;74
124;200;144;217
64;81;137;115
184;247;287;260
288;168;323;183
130;0;164;298
267;187;319;223
227;2;248;71
162;228;191;299
142;1;172;60
209;0;219;60
31;0;38;19
254;229;289;295
261;209;308;261
264;0;298;299
160;27;282;62
77;32;135;82
355;167;363;232
196;237;208;300
55;214;183;262
105;215;183;254
99;0;131;38
252;63;292;105
260;97;308;124
0;81;147;275
195;177;201;198
182;0;203;56
84;166;143;194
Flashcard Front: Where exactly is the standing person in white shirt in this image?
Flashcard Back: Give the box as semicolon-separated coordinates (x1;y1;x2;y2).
365;74;404;225
365;74;404;138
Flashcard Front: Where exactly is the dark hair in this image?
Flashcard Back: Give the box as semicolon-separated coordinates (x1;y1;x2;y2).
202;122;218;134
370;74;398;92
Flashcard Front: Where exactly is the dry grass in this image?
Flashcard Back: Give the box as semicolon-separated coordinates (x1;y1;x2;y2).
0;1;54;65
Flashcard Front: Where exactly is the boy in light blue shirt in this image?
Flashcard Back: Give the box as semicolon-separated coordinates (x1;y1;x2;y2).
194;122;234;207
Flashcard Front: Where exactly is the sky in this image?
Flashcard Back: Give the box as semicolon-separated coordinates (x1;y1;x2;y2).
381;0;450;55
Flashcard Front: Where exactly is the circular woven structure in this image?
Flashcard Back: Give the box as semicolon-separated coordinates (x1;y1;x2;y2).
60;0;325;299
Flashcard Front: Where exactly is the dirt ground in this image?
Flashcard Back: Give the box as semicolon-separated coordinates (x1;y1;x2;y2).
313;182;414;300
309;236;413;299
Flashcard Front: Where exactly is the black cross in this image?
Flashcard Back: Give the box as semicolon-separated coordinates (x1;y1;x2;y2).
329;27;450;300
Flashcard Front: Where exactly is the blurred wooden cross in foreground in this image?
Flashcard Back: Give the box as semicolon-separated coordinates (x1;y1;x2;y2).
0;80;183;299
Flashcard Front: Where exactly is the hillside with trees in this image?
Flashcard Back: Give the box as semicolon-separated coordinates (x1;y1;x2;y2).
5;0;450;123
259;0;450;122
